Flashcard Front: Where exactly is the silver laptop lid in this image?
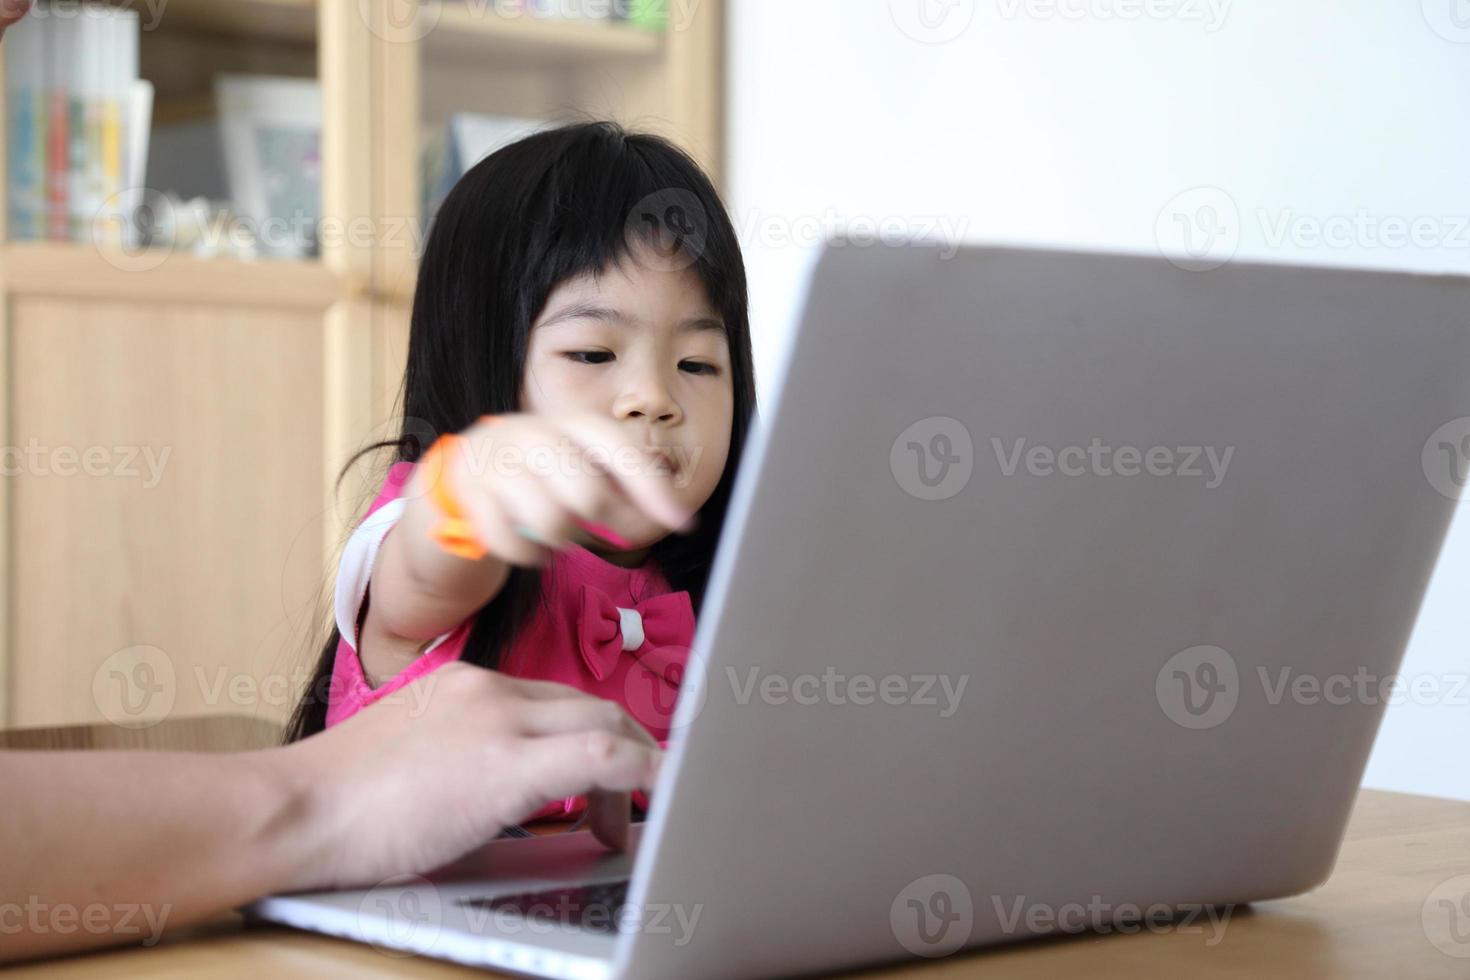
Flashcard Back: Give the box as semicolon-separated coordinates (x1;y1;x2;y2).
619;240;1470;979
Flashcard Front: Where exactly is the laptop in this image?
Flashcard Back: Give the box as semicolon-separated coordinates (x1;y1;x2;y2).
246;240;1470;978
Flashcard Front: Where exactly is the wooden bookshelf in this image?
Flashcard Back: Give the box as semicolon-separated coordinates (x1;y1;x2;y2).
142;0;318;46
0;0;725;728
429;5;666;63
0;241;344;307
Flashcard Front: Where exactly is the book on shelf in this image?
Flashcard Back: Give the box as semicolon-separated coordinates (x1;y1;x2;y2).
4;2;150;248
483;0;669;29
423;112;551;229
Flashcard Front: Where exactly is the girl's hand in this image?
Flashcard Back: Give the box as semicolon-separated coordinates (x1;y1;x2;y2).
438;411;697;567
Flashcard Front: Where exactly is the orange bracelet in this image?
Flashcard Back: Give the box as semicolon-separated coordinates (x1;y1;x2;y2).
420;415;502;560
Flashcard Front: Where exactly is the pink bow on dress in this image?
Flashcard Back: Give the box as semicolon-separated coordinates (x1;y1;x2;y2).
535;584;695;824
576;583;695;686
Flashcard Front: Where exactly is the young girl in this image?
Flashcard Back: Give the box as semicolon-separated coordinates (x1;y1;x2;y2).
285;122;758;826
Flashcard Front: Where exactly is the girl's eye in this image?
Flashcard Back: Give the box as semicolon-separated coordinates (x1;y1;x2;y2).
563;351;719;376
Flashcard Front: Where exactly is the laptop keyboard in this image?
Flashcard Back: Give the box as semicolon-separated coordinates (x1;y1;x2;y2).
460;879;632;936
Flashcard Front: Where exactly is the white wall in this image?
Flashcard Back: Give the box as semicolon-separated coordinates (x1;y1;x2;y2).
727;0;1470;800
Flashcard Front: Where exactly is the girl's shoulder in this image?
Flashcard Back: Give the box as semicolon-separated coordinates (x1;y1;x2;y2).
363;459;418;520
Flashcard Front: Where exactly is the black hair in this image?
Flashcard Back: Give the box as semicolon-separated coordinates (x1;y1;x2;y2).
284;121;757;742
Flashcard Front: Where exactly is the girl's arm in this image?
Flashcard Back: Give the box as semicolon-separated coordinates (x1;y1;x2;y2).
0;664;660;963
358;412;694;685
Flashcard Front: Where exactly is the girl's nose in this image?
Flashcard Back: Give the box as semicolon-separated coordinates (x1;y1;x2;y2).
616;375;681;424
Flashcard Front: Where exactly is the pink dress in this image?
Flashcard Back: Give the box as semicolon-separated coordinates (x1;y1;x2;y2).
325;460;696;821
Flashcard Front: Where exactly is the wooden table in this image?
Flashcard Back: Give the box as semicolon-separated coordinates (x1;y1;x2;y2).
8;789;1469;978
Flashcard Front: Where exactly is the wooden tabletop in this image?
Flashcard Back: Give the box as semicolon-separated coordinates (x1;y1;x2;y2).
9;789;1470;978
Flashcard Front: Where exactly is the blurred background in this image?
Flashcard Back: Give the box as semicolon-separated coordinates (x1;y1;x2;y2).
1;0;1466;800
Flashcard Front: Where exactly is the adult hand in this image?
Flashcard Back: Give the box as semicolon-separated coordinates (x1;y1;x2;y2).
281;662;662;890
1;662;662;962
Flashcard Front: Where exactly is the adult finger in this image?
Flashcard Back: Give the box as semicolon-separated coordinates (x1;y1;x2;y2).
516;731;662;823
586;791;632;851
515;695;658;748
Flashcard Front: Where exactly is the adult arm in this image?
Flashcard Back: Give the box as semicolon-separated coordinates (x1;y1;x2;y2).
0;664;660;963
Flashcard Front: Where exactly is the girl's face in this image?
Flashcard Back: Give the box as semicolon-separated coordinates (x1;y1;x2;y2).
521;243;735;558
